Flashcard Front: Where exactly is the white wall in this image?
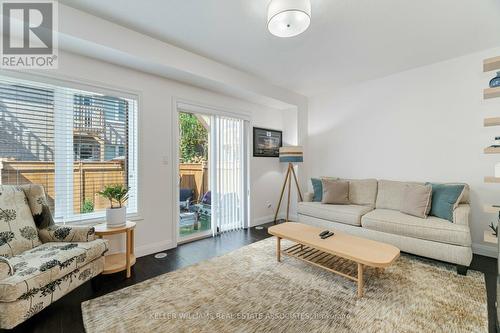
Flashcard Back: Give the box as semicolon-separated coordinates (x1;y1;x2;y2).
250;107;297;225
308;47;500;257
249;107;299;226
21;50;294;256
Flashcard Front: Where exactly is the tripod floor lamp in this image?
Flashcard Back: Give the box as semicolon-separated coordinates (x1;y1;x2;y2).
274;146;303;223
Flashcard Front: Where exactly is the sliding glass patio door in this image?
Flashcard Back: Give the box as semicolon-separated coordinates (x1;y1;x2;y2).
178;111;212;240
212;116;248;234
177;102;249;242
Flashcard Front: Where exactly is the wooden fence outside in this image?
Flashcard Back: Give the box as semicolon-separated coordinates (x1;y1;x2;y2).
0;159;208;212
179;162;208;202
0;159;125;214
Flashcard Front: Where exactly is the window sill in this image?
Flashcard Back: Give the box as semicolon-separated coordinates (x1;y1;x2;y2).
56;213;143;227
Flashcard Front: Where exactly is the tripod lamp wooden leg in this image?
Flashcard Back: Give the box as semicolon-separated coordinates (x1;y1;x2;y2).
274;163;303;224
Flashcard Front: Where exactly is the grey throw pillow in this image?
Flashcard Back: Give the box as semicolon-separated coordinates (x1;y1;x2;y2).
321;179;349;205
400;184;433;218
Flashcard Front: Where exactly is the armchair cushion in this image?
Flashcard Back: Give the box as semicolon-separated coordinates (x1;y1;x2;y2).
0;186;42;257
19;184;55;229
0;257;14;279
0;239;107;302
38;225;96;243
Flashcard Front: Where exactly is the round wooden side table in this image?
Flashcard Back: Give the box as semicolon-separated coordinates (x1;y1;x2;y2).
94;221;136;278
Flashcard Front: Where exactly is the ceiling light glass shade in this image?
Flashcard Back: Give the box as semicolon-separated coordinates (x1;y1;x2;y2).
267;0;311;38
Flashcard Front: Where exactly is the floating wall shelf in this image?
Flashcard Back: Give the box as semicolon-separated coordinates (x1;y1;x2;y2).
484;146;500;154
484;56;500;72
484;231;498;244
485;176;500;183
484;87;500;99
484;117;500;127
484;204;500;214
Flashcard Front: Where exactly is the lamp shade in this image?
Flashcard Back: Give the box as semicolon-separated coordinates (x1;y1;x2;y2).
279;146;303;163
267;0;311;38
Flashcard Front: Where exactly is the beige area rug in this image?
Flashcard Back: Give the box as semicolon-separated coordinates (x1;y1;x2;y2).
82;238;487;333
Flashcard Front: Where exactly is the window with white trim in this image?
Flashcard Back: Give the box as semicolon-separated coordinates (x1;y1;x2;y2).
0;75;138;222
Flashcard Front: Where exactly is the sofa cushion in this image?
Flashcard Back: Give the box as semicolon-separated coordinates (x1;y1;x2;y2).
347;179;378;206
0;186;42;257
375;180;424;211
322;179;349;204
298;202;373;226
0;239;108;302
361;209;471;246
400;184;432;218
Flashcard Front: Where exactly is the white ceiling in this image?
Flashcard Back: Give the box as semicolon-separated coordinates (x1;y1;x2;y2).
60;0;500;96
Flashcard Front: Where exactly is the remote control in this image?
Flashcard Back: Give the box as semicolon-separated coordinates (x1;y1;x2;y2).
321;232;335;239
319;230;329;237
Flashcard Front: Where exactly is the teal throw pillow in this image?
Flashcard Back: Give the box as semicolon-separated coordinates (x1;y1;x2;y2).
427;183;465;222
311;178;322;202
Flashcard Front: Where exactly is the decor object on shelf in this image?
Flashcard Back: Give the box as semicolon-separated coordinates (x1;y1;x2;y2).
495;163;500;177
490;71;500;88
267;0;311;38
0;184;107;329
253;127;282;157
98;184;129;228
94;221;136;278
489;221;498;237
490;212;499;237
274;146;304;223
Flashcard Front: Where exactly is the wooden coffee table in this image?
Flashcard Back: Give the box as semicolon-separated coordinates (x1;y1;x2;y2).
268;222;400;297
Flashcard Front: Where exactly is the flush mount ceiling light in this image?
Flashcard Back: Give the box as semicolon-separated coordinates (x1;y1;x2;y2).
267;0;311;38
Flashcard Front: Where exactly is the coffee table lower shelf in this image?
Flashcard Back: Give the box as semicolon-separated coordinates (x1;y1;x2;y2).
281;243;376;297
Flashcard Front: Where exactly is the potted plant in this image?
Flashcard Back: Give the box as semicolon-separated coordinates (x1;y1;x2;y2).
98;184;129;228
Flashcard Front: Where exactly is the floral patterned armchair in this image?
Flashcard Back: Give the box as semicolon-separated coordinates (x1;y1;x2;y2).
0;185;108;329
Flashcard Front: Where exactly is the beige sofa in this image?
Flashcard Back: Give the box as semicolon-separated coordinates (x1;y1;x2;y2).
0;185;108;329
298;179;472;274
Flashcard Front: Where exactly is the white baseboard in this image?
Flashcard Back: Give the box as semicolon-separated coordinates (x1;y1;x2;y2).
472;243;497;258
251;214;275;227
135;239;176;258
251;214;298;227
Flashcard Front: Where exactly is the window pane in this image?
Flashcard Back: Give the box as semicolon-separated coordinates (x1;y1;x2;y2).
0;75;138;222
0;81;56;213
73;95;129;216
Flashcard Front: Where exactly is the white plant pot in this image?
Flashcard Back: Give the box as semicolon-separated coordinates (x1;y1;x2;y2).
106;207;126;228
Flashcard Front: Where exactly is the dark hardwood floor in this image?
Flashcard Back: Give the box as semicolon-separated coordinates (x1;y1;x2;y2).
1;224;497;333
